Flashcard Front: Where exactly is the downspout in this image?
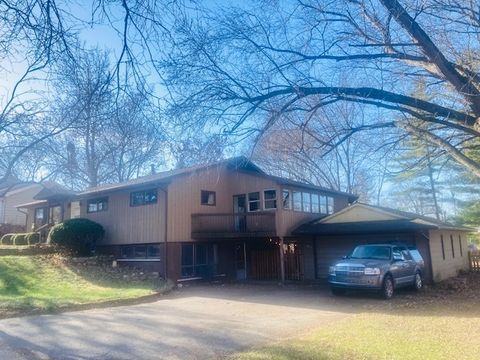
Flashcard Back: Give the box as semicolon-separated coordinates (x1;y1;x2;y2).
159;187;168;280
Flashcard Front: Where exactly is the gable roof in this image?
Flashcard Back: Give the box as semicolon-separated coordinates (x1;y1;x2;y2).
77;156;358;199
293;203;472;235
0;176;36;197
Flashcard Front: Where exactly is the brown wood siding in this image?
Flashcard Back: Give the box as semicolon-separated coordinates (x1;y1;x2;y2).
82;189;166;245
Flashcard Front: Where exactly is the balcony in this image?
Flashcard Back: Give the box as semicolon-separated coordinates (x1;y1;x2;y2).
191;212;276;239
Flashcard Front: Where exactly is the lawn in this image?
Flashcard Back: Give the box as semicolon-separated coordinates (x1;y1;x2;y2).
0;255;159;315
232;292;480;360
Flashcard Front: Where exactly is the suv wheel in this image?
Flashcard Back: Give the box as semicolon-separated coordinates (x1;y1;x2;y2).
381;275;394;300
413;272;423;291
331;287;346;296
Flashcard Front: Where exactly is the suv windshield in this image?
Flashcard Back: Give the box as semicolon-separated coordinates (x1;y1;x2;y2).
350;245;391;260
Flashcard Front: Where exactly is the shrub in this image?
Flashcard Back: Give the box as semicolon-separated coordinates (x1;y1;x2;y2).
48;218;104;256
13;233;28;245
26;232;40;245
0;233;14;245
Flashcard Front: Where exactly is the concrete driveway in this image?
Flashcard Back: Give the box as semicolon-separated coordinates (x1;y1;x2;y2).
0;283;362;360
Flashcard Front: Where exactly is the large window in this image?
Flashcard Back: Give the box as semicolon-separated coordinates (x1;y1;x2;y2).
87;197;108;213
120;244;161;259
320;196;327;214
450;234;455;258
459;235;463;257
130;189;158;206
34;207;47;227
311;194;320;213
282;189;291;210
201;190;216;206
327;197;335;214
302;192;311;212
293;191;302;211
248;192;260;212
181;243;217;278
264;190;277;210
441;234;445;260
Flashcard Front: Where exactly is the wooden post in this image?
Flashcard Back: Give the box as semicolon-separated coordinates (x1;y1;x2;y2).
279;237;285;283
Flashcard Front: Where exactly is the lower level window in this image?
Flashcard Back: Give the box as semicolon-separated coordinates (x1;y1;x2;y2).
181;243;217;278
120;244;161;259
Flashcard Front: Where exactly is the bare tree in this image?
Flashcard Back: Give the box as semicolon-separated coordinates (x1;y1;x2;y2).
163;0;480;178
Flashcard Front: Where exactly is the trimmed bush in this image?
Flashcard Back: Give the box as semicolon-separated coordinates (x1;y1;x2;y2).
48;218;104;256
13;233;28;245
0;233;14;245
26;232;41;245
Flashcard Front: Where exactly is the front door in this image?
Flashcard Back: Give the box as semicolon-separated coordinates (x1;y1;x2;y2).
233;195;246;232
235;242;247;280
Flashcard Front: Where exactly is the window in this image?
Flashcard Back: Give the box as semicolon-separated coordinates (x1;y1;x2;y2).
311;194;320;213
181;244;194;277
120;244;161;259
50;205;62;224
327;197;335;214
87;197;108;213
34;207;47;227
441;234;445;260
248;192;260;212
459;235;463;257
130;189;158;206
282;190;291;210
320;196;327;214
450;234;455;258
302;192;311;212
392;247;405;261
293;191;302;211
200;190;216;206
264;190;277;210
181;243;218;278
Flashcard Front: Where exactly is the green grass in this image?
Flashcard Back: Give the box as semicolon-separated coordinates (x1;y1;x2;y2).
0;255;156;313
232;309;480;360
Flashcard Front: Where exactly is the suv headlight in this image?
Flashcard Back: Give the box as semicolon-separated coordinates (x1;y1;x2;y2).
364;267;381;275
328;266;336;275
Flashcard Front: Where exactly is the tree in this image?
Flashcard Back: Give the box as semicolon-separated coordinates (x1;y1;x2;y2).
163;0;480;178
45;49;164;188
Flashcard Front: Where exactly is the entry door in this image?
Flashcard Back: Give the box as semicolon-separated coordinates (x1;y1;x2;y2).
235;242;247;280
233;195;247;232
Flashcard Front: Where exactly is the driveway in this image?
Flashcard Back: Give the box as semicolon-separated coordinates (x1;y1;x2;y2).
0;283;363;360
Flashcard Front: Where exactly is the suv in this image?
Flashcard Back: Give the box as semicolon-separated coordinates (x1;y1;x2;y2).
328;244;424;299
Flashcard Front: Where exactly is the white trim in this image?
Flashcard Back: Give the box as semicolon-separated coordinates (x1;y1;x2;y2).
247;191;261;212
3;184;40;197
317;203;407;224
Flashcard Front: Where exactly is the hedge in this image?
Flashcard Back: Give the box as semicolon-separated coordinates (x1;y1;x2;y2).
13;233;28;245
26;232;40;245
48;218;104;256
0;233;14;245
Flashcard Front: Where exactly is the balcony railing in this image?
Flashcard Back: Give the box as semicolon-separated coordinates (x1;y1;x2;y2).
191;212;276;239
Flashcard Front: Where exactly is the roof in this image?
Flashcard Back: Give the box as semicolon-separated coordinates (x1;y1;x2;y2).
77;156;357;199
33;181;76;200
293;203;473;235
15;200;48;208
0;176;35;197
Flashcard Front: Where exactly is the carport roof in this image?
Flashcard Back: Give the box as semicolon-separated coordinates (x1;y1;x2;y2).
292;203;473;235
293;219;437;235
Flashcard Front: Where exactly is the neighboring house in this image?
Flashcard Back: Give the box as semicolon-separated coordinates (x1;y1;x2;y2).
0;179;38;227
17;157;472;284
15;181;76;232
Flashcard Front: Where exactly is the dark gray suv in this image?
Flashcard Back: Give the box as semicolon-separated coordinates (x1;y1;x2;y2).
328;244;424;299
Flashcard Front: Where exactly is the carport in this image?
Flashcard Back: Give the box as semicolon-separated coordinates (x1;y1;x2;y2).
293;203;472;284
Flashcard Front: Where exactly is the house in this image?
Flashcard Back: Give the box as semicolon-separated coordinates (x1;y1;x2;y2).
0;177;74;229
15;181;76;232
17;157;471;284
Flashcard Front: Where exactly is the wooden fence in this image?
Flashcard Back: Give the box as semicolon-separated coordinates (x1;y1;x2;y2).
469;251;480;272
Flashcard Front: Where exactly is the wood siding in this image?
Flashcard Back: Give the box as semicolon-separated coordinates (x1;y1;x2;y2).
428;230;469;282
82;189;167;245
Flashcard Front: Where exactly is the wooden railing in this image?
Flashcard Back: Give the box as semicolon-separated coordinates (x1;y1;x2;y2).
469;251;480;272
191;212;276;238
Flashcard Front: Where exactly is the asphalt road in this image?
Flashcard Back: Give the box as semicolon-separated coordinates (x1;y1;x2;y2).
0;284;354;360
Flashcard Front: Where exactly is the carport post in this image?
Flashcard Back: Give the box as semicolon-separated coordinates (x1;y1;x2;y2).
279;237;285;283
